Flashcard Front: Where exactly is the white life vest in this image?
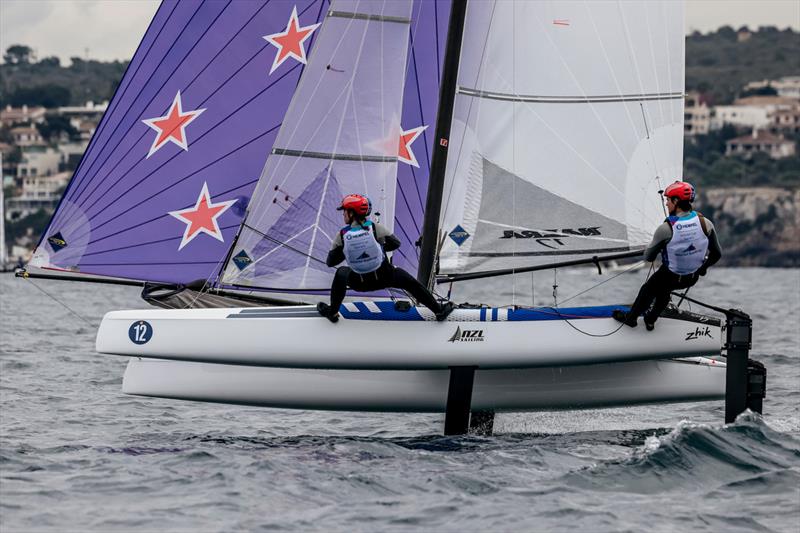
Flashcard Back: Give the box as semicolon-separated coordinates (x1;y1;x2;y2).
342;223;384;274
662;212;709;275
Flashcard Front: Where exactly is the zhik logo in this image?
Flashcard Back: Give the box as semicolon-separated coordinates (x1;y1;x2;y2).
448;326;485;342
685;326;713;341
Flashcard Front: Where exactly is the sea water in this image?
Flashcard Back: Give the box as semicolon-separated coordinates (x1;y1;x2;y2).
1;268;798;532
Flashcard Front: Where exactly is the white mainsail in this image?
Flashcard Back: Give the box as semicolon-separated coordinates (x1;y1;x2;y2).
437;0;684;276
222;0;414;291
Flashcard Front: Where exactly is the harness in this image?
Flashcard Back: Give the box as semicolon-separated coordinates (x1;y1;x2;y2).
341;221;385;275
661;211;710;276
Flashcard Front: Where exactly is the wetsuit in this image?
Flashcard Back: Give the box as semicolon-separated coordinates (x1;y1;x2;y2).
625;211;722;325
325;221;445;315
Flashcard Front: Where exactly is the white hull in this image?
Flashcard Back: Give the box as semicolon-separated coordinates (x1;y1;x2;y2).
97;303;722;370
122;357;726;412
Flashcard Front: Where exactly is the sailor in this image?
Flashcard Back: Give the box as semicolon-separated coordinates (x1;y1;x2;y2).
317;194;455;323
614;180;722;330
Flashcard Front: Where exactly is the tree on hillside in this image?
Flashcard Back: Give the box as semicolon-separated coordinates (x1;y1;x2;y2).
4;85;71;108
38;56;61;68
36;115;78;142
3;45;33;65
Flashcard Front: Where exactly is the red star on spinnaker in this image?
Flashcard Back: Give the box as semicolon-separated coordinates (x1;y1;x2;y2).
169;182;236;250
142;91;205;158
263;6;320;74
398;125;428;167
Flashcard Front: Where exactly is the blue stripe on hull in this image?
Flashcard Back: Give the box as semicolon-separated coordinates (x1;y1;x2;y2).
335;301;630;322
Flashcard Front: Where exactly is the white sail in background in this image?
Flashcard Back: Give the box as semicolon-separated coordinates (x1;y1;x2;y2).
222;0;413;291
437;0;684;275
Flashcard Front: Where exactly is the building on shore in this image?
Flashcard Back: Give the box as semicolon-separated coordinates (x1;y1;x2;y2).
743;77;800;99
709;95;799;131
0;105;46;127
684;92;711;136
725;129;796;159
15;146;60;182
769;104;800;135
55;101;107;141
5;170;71;220
9;126;45;147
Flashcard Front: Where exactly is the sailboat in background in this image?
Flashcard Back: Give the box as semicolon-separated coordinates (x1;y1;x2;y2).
19;0;764;435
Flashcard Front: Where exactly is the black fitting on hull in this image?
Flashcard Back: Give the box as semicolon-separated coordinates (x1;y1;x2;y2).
724;309;765;423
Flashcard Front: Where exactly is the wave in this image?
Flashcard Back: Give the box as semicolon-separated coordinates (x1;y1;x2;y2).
562;412;800;494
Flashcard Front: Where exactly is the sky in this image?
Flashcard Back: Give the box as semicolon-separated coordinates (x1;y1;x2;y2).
0;0;798;64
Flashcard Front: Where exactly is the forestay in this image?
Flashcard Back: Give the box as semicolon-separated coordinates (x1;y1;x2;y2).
437;0;684;276
221;0;416;291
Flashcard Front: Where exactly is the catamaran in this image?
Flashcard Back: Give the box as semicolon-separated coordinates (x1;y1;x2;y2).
19;0;765;435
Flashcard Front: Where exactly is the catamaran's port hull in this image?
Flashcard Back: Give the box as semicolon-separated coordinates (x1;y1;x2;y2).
122;357;725;412
97;304;722;370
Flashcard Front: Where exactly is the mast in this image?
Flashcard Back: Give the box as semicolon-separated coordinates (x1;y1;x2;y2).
417;0;468;289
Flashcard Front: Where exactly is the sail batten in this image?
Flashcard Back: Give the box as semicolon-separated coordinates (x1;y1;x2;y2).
457;88;683;103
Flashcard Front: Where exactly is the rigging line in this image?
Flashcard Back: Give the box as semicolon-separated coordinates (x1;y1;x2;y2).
245;16;364;243
441;0;497;226
219;0;327;257
657;0;679;178
302;8;371;287
549;309;626;338
616;0;663;182
556;260;645;306
225;226;317;285
79;260;228;266
41;1;180;247
64;0;234;217
434;0;441;86
512;0;516;308
22;277;97;328
242;224;327;265
85;179;257;248
643;3;667;135
582;0;644;161
75;0;312;226
348;85;369;196
264;9;363;199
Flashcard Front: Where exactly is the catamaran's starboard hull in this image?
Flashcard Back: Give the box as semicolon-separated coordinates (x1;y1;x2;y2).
97;303;722;370
122;357;725;412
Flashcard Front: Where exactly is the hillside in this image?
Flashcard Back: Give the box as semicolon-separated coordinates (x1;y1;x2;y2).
0;48;127;107
686;26;800;104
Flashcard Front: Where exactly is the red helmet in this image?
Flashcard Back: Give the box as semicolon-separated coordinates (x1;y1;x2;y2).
337;194;372;216
664;181;695;202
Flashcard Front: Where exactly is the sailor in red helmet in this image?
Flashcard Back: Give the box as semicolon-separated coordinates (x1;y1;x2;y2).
614;181;722;330
316;194;455;323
